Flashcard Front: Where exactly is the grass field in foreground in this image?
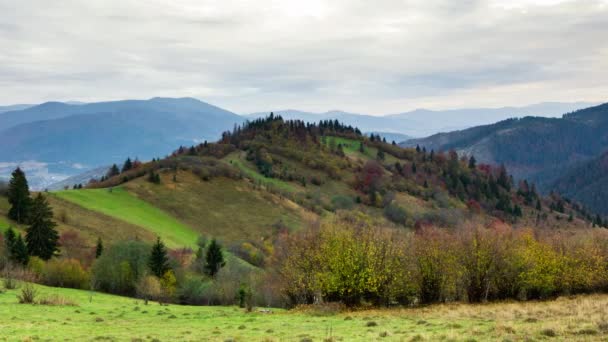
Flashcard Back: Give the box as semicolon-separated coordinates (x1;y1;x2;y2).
1;282;608;341
52;188;198;248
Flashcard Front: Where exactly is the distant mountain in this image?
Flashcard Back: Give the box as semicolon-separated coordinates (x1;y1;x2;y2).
403;102;608;193
0;104;33;114
46;166;111;191
248;102;596;138
550;151;608;215
0;97;244;188
368;132;412;144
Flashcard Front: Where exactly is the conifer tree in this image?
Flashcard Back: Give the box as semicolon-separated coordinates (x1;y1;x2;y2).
7;167;31;224
148;237;170;278
12;234;29;266
95;237;104;258
205;239;225;277
468;156;476;169
4;227;16;252
121;158;133;173
25;193;59;260
107;164;120;178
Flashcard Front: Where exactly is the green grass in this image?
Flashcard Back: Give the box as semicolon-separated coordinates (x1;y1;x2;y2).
52;187;198;248
124;171;307;244
2;282;608;341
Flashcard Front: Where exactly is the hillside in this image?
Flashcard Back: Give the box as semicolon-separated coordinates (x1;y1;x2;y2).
403;103;608;193
0;97;244;189
69;114;599;252
550;151;608;215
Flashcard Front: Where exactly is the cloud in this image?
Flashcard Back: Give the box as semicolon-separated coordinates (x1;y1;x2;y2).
0;0;607;114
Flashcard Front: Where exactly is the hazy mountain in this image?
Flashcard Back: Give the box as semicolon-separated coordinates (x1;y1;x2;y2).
0;97;243;188
248;102;596;138
403;102;608;193
0;104;33;113
46;166;111;191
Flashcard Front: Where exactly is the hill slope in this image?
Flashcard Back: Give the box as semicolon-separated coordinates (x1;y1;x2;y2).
403;103;608;190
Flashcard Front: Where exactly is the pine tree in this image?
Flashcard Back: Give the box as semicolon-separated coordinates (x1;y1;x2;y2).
121;158;133;173
95;237;104;258
205;239;225;277
468;156;476;169
12;234;29;266
7;167;31;224
148;237;170;278
4;227;16;252
376;149;385;161
359;142;365;153
107;164;120;178
536;199;542;211
25;193;59;260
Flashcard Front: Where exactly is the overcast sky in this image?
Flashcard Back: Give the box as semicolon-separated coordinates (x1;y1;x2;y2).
0;0;607;114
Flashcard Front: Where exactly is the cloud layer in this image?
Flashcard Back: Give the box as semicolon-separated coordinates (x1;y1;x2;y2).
1;0;607;113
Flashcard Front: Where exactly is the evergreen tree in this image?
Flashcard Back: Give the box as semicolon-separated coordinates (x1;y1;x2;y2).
12;234;29;266
468;156;476;169
359;142;365;153
25;193;59;260
107;164;120;178
376;149;385;161
411;162;417;174
148;237;170;278
7;167;31;224
205;239;225;277
121;158;133;173
95;237;104;258
536;199;542;211
4;227;16;252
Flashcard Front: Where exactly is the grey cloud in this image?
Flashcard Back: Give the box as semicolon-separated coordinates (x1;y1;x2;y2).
0;0;606;113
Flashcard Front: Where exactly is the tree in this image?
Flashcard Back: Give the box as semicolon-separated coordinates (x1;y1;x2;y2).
468;156;477;169
107;164;120;178
148;237;170;278
95;237;104;258
25;193;59;260
376;149;385;161
4;227;16;252
121;158;133;173
205;239;225;277
12;234;29;266
7;167;31;224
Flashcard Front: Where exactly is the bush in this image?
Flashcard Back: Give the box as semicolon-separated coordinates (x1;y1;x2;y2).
331;195;355;210
41;258;90;289
17;284;37;304
384;204;407;225
136;276;161;304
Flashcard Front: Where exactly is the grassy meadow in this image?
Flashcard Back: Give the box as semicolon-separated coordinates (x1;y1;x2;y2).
52;187;198;248
1;282;608;341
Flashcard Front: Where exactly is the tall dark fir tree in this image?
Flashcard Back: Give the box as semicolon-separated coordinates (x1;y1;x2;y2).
148;237;170;278
7;167;31;224
25;193;59;260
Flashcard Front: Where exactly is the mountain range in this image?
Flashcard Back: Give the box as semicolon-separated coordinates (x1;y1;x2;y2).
0;98;597;189
0;97;243;188
248;102;596;138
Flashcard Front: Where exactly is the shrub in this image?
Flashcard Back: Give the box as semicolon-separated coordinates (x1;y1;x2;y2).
331;195;355;210
42;258;90;289
384;203;407;225
17;284;37;304
136;276;161;304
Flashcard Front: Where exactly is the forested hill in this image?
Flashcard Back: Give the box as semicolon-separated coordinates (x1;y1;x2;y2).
88;114;604;233
402;103;608;191
551;151;608;215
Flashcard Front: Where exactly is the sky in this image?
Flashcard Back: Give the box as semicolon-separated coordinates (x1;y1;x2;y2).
0;0;607;114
